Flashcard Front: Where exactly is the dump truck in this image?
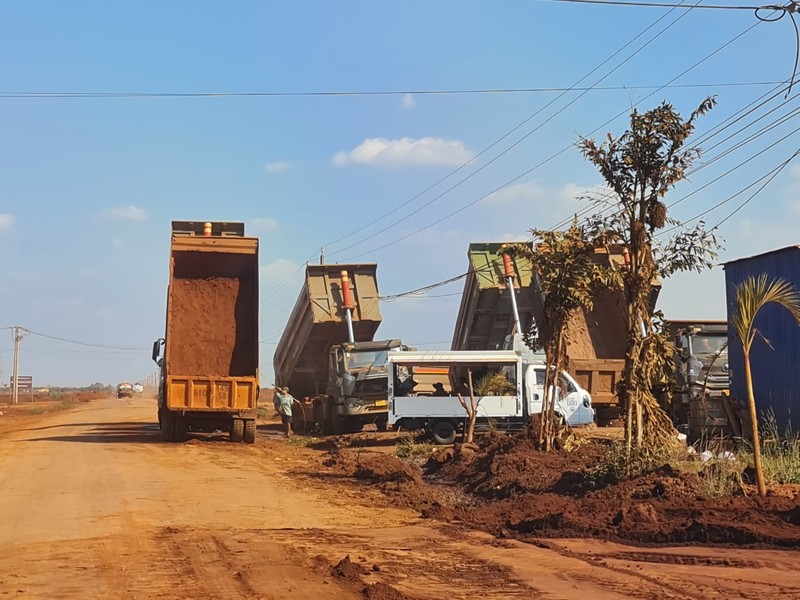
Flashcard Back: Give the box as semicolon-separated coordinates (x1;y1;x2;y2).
116;382;133;398
151;220;260;443
273;264;406;434
664;320;734;441
451;242;643;422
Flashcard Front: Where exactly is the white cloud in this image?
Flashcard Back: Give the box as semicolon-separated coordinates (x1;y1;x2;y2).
98;206;146;222
332;137;475;168
264;161;292;174
0;213;15;233
402;94;416;110
260;258;300;286
249;217;278;233
486;181;547;205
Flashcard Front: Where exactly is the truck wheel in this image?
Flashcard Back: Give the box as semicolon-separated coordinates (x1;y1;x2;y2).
376;420;388;433
345;421;363;434
174;417;188;442
230;418;244;443
431;421;457;445
243;419;256;444
161;414;175;442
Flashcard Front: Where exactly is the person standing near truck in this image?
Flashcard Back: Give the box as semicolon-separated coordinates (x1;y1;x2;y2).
273;387;295;437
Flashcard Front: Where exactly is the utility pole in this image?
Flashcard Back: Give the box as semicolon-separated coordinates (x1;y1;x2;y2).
11;326;22;405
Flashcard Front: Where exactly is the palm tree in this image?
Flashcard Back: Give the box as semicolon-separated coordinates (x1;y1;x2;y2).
732;274;800;497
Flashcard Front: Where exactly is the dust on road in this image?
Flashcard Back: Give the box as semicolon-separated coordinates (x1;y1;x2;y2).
0;396;798;599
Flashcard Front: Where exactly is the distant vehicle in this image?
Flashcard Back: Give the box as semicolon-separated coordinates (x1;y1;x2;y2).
117;382;134;398
132;383;144;395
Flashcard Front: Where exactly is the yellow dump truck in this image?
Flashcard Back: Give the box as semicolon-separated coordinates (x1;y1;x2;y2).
152;221;260;443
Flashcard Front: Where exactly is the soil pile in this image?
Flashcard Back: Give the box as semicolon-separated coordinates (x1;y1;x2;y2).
322;450;449;510
329;555;416;600
169;277;256;376
424;437;800;547
429;433;605;499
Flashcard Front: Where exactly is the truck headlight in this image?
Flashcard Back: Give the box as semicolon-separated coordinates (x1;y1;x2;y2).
346;400;362;412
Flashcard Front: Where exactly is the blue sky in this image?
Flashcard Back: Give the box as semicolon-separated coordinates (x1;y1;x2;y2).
1;1;797;387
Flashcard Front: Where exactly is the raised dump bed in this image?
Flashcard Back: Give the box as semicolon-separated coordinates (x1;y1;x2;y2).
274;264;382;397
153;220;260;443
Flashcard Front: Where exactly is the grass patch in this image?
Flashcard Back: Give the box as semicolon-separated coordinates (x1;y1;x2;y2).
593;441;674;482
394;436;434;459
284;435;315;448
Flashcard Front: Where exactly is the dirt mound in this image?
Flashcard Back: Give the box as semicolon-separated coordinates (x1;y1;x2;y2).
426;466;800;547
430;433;606;499
322;450;447;509
330;555;367;581
362;582;415;600
324;451;424;485
328;556;416;599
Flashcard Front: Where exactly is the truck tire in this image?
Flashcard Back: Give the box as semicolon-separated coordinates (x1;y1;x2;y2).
174;417;188;442
432;421;457;445
324;399;344;435
230;418;244;443
345;420;363;434
161;414;175;442
376;420;388;433
243;419;256;444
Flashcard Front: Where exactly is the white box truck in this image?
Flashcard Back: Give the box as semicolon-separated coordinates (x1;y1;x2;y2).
388;345;594;444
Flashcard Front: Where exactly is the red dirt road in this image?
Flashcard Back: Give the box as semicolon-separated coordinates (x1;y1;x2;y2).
1;396;799;599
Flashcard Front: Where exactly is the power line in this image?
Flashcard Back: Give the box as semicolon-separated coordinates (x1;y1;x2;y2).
544;0;784;9
545;31;785;233
712;148;800;227
25;329;150;351
0;81;782;100
330;0;702;260
337;17;763;261
658;150;799;235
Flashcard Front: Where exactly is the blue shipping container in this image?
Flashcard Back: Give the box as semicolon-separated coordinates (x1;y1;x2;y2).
724;245;800;429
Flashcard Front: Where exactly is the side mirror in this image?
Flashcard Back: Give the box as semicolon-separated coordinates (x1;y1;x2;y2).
674;336;683;349
152;339;164;365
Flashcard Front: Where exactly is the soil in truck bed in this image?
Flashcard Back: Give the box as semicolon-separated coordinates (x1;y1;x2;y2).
169;276;257;376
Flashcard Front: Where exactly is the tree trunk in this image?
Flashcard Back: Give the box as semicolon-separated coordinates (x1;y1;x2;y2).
744;350;767;497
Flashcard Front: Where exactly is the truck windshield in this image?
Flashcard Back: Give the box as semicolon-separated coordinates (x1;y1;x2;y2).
346;350;389;370
693;334;727;355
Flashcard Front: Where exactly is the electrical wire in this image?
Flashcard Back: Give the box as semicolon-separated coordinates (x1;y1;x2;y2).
545;0;784;9
25;329;150;351
328;0;701;259
712;147;800;227
0;81;782;100
322;0;699;257
337;18;763;261
545;55;790;233
658;150;799;235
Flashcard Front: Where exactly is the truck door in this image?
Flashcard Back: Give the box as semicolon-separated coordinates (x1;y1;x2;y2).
557;374;593;426
524;365;545;416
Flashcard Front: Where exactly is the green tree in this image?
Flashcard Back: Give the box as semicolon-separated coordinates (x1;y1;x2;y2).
579;98;720;449
510;222;618;449
732;274;800;497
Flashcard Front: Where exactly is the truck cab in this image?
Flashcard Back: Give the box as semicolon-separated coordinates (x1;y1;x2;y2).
524;364;595;426
325;339;407;432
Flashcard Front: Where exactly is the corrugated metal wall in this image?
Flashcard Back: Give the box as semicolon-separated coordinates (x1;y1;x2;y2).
724;247;800;428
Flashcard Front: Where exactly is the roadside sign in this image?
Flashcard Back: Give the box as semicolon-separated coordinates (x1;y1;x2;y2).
10;376;33;393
